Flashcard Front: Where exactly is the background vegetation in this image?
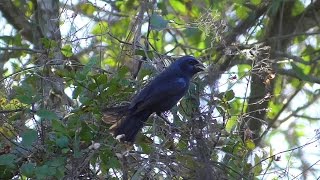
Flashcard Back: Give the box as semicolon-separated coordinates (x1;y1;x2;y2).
0;0;320;179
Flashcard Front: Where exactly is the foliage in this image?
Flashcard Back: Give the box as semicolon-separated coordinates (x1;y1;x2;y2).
0;0;320;179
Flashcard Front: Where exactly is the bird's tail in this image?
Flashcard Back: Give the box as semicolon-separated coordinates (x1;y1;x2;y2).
109;110;152;143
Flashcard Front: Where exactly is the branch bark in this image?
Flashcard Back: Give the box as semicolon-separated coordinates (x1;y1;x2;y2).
0;0;42;42
243;0;320;144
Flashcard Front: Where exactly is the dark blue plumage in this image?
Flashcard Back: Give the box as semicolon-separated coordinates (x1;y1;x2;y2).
110;55;204;143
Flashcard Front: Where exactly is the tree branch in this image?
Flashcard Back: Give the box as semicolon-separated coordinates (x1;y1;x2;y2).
0;0;41;42
0;46;44;54
275;68;320;84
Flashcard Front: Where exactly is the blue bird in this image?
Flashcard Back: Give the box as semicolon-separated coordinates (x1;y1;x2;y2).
109;56;204;143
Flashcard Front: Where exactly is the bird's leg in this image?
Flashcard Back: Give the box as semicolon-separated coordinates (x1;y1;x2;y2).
156;112;179;133
156;112;171;125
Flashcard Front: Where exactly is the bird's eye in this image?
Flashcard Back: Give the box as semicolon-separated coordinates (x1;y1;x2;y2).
188;60;196;65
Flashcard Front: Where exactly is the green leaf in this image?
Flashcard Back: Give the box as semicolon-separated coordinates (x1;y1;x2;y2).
22;129;38;147
99;148;114;172
253;154;263;175
79;122;93;142
216;106;225;115
107;156;121;169
225;116;237;133
21;163;35;177
225;90;235;101
48;157;65;167
176;155;196;169
62;148;70;154
0;34;22;46
157;1;168;15
291;63;311;82
0;154;16;166
95;74;108;85
36;109;59;120
184;28;202;45
16;95;33;104
292;1;304;16
236;5;250;20
35;165;50;179
81;57;99;76
88;80;98;91
61;44;73;58
0;36;17;44
117;66;129;78
176;140;188;150
40;38;57;49
52;119;67;135
140;142;153;154
47;157;65;178
267;101;283;119
56;136;69;148
72;86;83;99
14;83;35;104
150;14;168;31
78;95;92;105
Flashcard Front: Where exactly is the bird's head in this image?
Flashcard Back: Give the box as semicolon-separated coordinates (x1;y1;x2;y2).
173;55;205;77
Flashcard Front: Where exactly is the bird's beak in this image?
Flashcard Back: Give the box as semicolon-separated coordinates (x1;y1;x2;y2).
194;61;205;72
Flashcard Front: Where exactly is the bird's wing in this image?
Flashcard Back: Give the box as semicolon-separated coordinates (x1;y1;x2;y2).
131;77;188;112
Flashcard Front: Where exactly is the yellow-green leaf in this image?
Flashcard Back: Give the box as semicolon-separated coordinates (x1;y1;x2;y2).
251;0;261;5
169;0;187;15
292;1;304;16
79;3;96;15
226;116;237;133
236;5;250;20
61;44;73;58
245;139;255;150
91;21;109;35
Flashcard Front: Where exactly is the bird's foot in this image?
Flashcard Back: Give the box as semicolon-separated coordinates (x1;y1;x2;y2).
162;111;170;117
156;112;180;133
156;112;171;125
